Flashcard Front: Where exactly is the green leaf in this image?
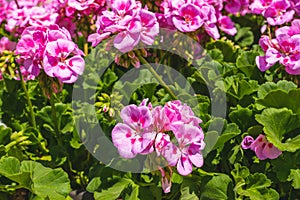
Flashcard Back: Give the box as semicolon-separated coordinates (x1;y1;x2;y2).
172;172;183;184
94;179;131;200
206;40;237;62
257;80;297;99
37;103;74;134
236;51;259;78
87;177;102;192
256;89;300;114
234;27;254;47
255;108;300;152
213;123;241;150
127;185;139;200
180;178;200;200
271;153;299;182
208;49;223;62
0;157;71;200
200;174;232;200
21;161;71;200
218;74;259;100
232;165;279;200
288;169;300;189
229;106;256;131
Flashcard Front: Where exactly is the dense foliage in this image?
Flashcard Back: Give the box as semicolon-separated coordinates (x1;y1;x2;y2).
0;0;300;199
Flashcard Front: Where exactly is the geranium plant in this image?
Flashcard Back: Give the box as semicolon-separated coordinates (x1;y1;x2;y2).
0;0;299;199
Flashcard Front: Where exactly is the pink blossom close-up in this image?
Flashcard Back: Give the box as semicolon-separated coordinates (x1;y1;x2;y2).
242;134;282;160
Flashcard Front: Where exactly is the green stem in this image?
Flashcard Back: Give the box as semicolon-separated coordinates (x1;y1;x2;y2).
138;55;177;100
49;93;60;137
17;66;37;129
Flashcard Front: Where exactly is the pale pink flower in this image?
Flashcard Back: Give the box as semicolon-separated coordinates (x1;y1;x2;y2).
218;16;237;36
172;3;203;32
112;104;155;158
242;134;282;160
43;39;85;83
164;100;202;128
68;0;94;11
162;123;205;176
0;37;16;53
256;20;300;74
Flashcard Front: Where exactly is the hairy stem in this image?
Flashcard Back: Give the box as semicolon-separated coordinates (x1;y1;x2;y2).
17;66;37;129
50;93;61;140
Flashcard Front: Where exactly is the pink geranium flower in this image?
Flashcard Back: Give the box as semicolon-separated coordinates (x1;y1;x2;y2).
250;0;295;26
16;25;85;83
68;0;95;11
218;16;237;36
164;100;202;128
242;134;282;160
43;39;85;83
256;19;300;75
161;123;205;176
172;3;203;32
0;37;16;53
112;104;155;158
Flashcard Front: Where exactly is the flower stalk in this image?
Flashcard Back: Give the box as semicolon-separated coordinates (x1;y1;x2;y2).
138;55;177;100
17;66;37;129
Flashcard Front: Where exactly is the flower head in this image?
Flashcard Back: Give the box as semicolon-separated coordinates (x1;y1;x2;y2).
242;134;282;160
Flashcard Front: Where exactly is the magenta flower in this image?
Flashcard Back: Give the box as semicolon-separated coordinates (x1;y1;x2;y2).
139;9;160;45
164;100;202;128
162;123;205;176
218;16;237;36
68;0;95;11
88;0;159;53
0;37;16;53
172;3;203;32
113;20;141;53
16;25;85;82
242;134;282;160
250;0;295;26
256;19;300;74
225;0;250;15
43;39;85;83
112;104;155;158
16;26;47;76
241;136;254;149
5;1;58;34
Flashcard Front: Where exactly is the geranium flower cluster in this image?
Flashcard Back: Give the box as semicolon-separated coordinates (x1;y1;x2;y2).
160;0;237;38
249;0;297;26
242;134;282;160
16;25;85;83
224;0;251;15
112;99;205;177
3;0;58;34
88;0;159;53
256;19;300;74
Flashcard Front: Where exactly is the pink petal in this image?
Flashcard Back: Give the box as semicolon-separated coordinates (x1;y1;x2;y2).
204;23;220;39
66;55;85;75
88;32;111;47
46;39;75;57
161;142;180;166
188;152;204;167
111;123;136;158
262;143;282;159
177;156;193;176
256;56;273;71
113;31;140;53
241;136;254;149
48;30;69;42
43;55;59;77
53;63;73;79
